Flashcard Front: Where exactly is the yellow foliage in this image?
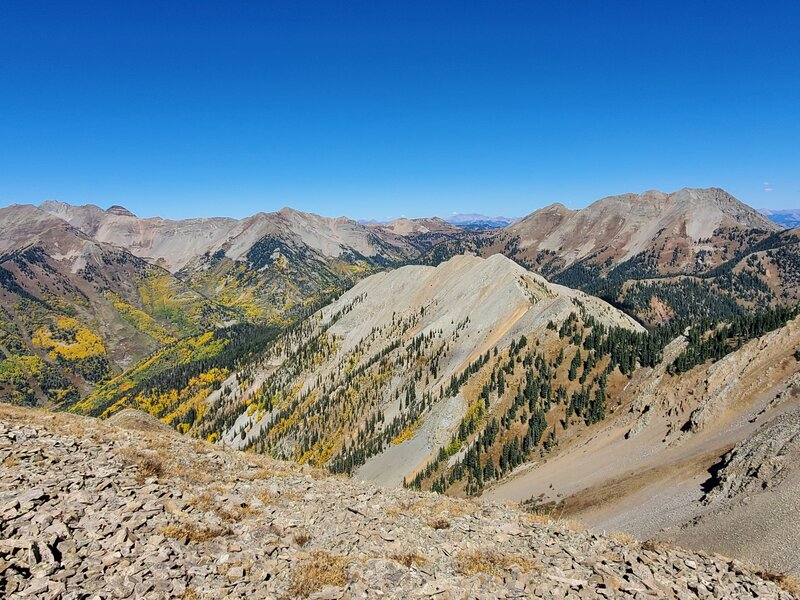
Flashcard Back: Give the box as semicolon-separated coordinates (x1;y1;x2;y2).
32;317;106;362
297;432;338;466
106;292;176;343
100;367;228;431
464;399;485;424
342;352;361;375
15;355;44;378
269;390;317;440
391;417;423;446
445;438;462;457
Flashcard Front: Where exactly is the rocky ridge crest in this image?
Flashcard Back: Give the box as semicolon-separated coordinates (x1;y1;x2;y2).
1;405;796;599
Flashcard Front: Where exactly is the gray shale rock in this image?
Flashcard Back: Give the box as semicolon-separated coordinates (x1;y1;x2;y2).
704;410;800;504
0;406;797;599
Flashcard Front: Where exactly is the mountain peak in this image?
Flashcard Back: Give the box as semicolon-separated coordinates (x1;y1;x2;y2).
106;204;136;217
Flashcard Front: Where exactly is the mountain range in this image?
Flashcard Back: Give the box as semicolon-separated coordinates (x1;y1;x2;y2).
2;186;797;405
359;214;515;229
445;214;516;229
2;186;800;578
761;208;800;229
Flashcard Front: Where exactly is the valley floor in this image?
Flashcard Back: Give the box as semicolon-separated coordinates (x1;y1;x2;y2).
1;405;798;599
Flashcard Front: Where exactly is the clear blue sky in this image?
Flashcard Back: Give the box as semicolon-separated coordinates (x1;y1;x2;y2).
1;1;798;220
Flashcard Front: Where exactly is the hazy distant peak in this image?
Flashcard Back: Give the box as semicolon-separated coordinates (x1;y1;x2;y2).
383;216;461;235
445;213;515;228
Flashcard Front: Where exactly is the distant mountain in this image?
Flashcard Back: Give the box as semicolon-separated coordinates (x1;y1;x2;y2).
0;204;229;406
4;185;797;410
760;208;800;229
38;201;419;322
468;188;788;324
40;201;414;273
504;187;778;267
357;214;514;229
379;216;460;236
445;213;515;229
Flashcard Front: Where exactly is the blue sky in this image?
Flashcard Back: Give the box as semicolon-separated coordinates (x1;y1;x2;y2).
1;1;798;220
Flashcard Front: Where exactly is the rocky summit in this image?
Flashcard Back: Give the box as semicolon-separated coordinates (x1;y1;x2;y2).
1;405;797;599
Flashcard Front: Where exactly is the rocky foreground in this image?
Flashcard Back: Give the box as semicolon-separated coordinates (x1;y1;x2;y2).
1;406;797;599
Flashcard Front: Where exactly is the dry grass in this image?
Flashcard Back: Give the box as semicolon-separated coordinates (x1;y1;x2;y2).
188;491;216;513
289;550;351;597
293;529;311;547
256;490;280;505
641;539;670;552
390;552;428;568
2;457;18;468
120;448;166;483
138;455;165;480
385;499;413;517
241;449;328;480
188;491;260;522
520;507;583;533
611;532;637;545
171;460;212;485
455;550;537;577
251;466;295;480
255;489;301;506
522;511;555;526
160;522;230;542
427;517;450;530
521;496;563;519
259;488;303;504
403;496;472;519
756;571;800;595
224;504;260;521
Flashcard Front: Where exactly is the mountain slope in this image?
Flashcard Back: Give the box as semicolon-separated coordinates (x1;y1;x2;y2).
76;254;654;494
35;187;793;327
39;200;237;272
456;188;792;324
40;202;418;321
40;201;416;270
0;205;228;406
5;186;796;408
485;314;800;577
504;187;778;268
3;404;795;599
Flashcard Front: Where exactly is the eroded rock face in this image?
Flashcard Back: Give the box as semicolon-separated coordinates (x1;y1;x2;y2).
705;410;800;503
1;405;795;599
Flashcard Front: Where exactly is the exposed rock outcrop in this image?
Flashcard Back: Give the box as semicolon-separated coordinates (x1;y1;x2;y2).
704;410;800;502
